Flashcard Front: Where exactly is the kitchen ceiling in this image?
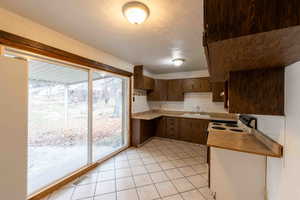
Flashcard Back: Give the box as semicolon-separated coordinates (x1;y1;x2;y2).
0;0;206;74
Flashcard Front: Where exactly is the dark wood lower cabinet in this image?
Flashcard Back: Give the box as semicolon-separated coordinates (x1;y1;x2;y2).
179;118;209;145
131;119;156;147
153;117;209;144
165;117;180;139
155;117;166;138
131;117;209;147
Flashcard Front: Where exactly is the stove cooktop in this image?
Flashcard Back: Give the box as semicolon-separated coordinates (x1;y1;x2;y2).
208;122;246;134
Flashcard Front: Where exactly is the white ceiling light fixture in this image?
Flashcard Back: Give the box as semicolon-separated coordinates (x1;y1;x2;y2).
172;58;185;67
122;1;150;24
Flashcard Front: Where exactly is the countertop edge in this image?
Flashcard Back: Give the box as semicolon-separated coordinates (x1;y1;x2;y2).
207;143;281;158
131;114;237;121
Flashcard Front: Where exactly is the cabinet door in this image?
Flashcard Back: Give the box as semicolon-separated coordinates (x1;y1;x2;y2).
199;77;211;92
228;68;284;115
159;80;168;101
183;79;196;92
148;79;168;101
183;78;211;92
134;65;144;89
167;79;184;101
144;76;154;90
192;119;209;144
165;117;179;139
179;119;209;144
179;119;193;142
155;117;166;138
212;82;224;102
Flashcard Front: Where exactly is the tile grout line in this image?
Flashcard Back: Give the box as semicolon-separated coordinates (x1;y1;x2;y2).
51;138;208;200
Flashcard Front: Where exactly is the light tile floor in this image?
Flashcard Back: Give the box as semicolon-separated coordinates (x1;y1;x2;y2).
43;138;214;200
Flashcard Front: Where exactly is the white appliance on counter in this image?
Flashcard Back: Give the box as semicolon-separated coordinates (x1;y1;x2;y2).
0;56;28;200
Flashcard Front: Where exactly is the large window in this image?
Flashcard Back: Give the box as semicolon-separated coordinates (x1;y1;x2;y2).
17;54;130;195
28;60;89;194
92;72;126;161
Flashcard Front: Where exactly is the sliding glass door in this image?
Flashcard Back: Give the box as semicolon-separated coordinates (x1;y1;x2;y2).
16;53;130;195
92;72;126;162
28;60;89;194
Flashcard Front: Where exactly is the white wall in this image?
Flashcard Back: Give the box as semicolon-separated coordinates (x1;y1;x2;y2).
253;61;300;200
0;7;133;72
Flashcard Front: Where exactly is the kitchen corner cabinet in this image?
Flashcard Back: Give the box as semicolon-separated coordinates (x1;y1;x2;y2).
131;119;156;147
147;79;168;101
134;65;154;90
228;68;284;115
183;77;211;92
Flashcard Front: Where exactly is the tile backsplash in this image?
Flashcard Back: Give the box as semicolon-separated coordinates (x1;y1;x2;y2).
132;91;227;114
132;89;150;113
149;93;227;113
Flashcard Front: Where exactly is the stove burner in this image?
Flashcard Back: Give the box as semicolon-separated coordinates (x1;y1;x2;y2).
212;126;226;130
213;123;222;125
225;123;238;128
230;128;244;132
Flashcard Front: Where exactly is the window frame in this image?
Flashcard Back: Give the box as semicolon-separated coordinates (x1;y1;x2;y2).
4;47;131;196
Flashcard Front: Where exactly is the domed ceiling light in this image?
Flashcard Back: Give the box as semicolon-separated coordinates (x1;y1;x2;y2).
172;58;185;67
122;1;150;24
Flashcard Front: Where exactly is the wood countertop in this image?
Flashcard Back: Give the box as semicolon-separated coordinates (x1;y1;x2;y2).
132;110;237;122
207;124;283;158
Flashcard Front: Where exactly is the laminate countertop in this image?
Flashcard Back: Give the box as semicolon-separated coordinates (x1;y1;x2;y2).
207;123;283;158
131;110;237;122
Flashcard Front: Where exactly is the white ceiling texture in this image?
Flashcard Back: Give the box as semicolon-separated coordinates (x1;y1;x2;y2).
0;0;206;74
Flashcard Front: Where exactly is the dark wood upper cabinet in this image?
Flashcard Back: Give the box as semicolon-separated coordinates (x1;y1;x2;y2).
167;79;184;101
228;68;284;115
212;82;224;102
148;79;168;101
148;77;212;101
204;0;300;43
203;1;300;82
134;65;154;90
183;77;211;92
144;76;155;90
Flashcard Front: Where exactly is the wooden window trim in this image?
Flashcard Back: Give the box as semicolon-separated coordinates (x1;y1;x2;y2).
0;30;132;77
0;30;133;199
